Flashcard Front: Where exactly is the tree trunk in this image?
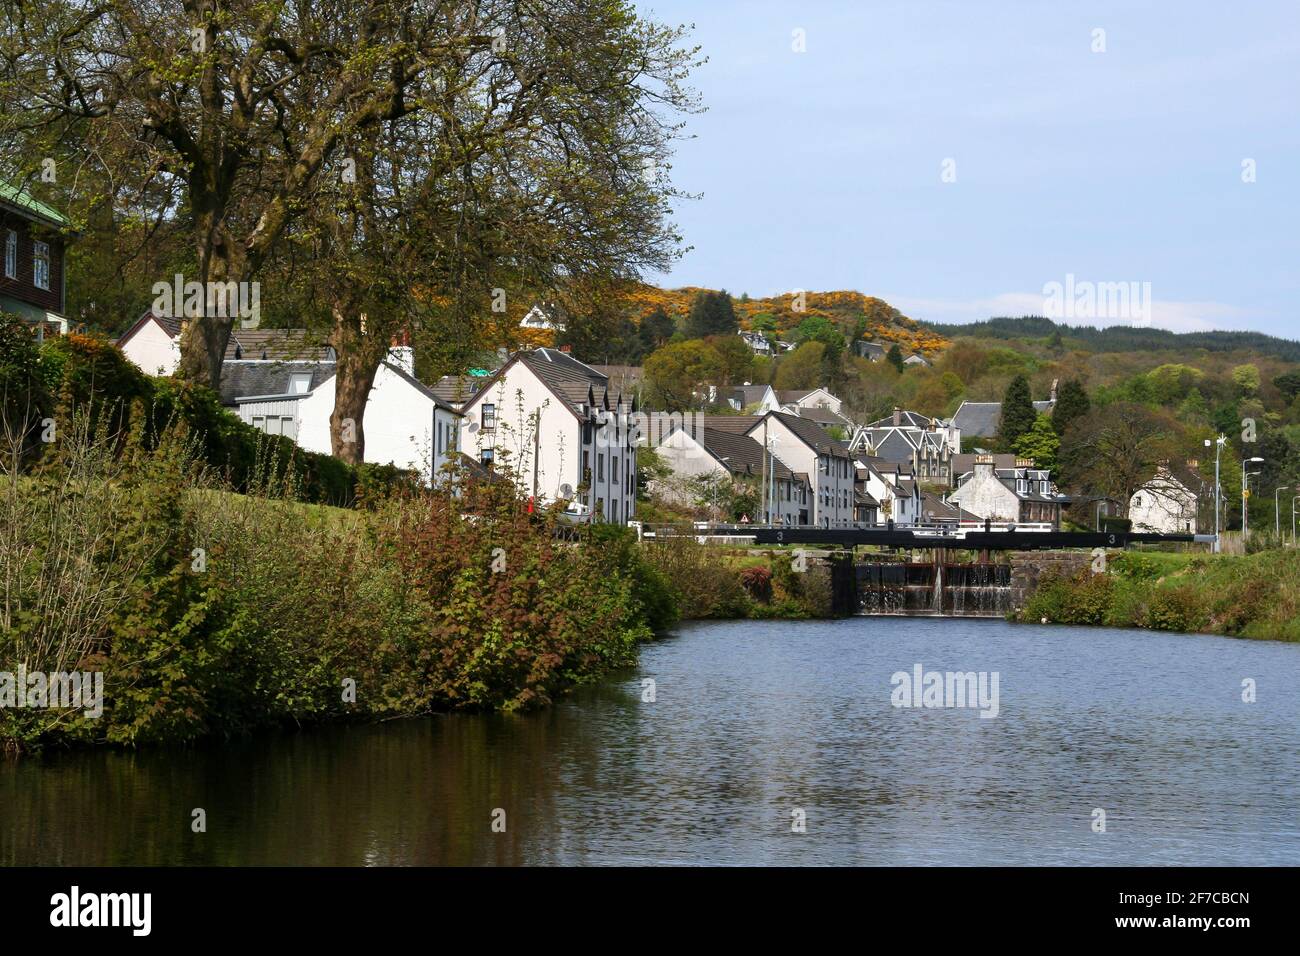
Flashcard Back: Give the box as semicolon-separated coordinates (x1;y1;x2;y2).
329;303;387;465
176;209;245;388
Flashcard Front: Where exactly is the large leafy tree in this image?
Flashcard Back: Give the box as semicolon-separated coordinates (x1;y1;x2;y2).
4;0;700;399
1059;402;1176;515
643;339;721;412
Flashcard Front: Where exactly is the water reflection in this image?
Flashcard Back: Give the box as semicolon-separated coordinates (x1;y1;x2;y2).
4;618;1299;865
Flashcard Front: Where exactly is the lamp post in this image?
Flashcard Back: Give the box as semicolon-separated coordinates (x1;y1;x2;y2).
1242;457;1263;544
1095;498;1108;531
1292;494;1300;548
1276;485;1291;538
1206;436;1227;553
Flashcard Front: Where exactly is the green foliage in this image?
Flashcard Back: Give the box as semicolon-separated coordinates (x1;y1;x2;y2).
997;374;1036;450
886;343;905;373
1051;378;1090;436
684;289;738;338
1231;364;1261;396
1021;571;1114;626
1013;414;1060;470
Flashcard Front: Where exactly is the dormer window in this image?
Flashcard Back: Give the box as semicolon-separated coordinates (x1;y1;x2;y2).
32;241;50;291
290;372;313;394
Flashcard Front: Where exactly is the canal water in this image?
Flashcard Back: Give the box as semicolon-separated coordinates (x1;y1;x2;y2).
3;618;1298;865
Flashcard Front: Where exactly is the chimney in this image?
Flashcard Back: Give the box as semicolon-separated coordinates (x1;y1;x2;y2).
1015;457;1034;468
559;344;572;353
974;454;995;479
1050;377;1059;403
893;406;902;427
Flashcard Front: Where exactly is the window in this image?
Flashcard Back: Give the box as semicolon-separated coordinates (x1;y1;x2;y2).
1134;495;1143;508
32;241;50;291
481;403;496;430
481;447;495;468
3;230;15;279
582;450;590;481
289;372;313;394
597;454;605;481
612;456;620;482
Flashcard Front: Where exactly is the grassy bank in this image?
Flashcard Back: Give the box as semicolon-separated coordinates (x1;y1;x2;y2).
1;408;828;754
1016;549;1300;641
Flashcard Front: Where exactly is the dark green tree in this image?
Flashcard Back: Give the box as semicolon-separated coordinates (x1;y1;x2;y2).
684;290;738;338
886;344;905;373
1273;370;1300;401
997;374;1037;450
639;306;677;353
1050;378;1091;436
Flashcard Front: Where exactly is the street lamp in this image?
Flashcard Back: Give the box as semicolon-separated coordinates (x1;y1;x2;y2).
713;457;731;522
1242;457;1263;543
1206;436;1227;553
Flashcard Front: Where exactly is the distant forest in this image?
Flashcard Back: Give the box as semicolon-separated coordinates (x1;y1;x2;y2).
921;316;1300;362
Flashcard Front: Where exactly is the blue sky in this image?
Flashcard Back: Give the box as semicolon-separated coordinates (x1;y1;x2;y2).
634;0;1300;335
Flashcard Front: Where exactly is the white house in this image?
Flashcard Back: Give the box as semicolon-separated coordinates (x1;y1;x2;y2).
230;346;461;484
776;387;843;416
858;456;922;525
948;455;1065;528
457;347;637;523
738;330;775;356
1130;462;1201;533
655;426;810;525
743;411;856;528
116;310;333;375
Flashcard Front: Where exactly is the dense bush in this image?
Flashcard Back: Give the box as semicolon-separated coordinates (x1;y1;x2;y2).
0;415;670;753
1020;570;1114;625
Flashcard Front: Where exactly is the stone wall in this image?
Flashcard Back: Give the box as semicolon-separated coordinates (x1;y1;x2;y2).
1009;550;1094;609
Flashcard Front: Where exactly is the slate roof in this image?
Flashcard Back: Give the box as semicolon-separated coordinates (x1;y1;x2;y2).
690;414;764;434
724;384;773;408
951;400;1055;438
790;404;853;429
697;428;799;482
221;361;335;405
950;452;1018;478
430;375;487;406
467;348;633;418
855;341;887;359
866;409;939;429
752;411;853;458
225;329;333;362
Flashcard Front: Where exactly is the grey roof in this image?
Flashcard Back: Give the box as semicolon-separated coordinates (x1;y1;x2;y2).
468;348;632;419
220;360;335;405
691;414;764;434
951;452;1018;477
724;384;773;408
430;375;487;406
866;429;920;463
381;362;460;413
790;404;853;429
866;409;939;429
225;329;333;362
749;411;853;458
855;340;887;359
951;400;1055;437
698;428;799;482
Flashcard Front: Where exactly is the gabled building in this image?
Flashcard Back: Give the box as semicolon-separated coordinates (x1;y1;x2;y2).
1129;461;1204;533
227;345;462;484
1;181;72;336
855;340;887;362
720;383;781;414
655;426;810;525
776;386;843;416
849;407;959;481
457;347;637;523
743;411;856;527
519;304;566;332
948;455;1065;528
951;380;1058;439
857;455;922;525
738;330;775;356
116;310;333;375
788;402;855;434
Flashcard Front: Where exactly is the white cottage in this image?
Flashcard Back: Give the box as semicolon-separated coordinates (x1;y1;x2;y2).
1129;462;1201;533
457;348;638;523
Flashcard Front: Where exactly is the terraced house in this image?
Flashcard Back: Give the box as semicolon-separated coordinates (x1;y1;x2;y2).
0;181;72;336
459;348;638;523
